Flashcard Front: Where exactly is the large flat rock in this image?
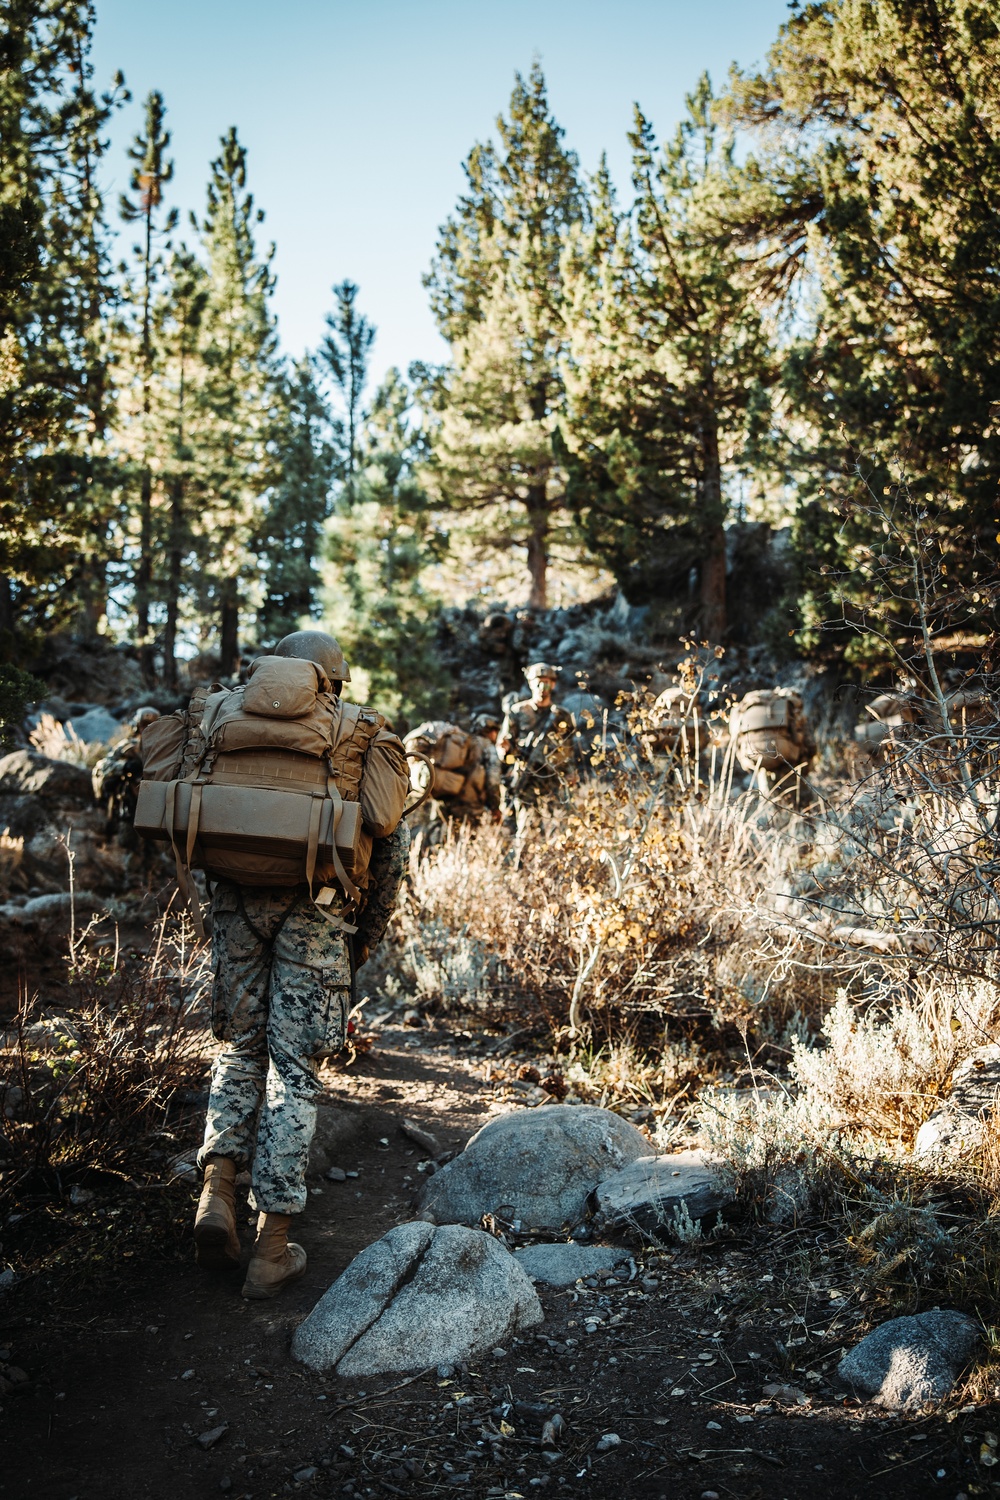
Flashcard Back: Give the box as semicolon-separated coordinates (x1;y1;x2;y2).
292;1222;542;1377
838;1311;980;1410
514;1242;625;1286
592;1153;734;1240
417;1104;649;1231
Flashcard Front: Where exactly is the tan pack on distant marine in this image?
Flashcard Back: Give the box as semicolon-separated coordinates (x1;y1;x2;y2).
731;688;814;775
402;720;488;806
135;655;408;933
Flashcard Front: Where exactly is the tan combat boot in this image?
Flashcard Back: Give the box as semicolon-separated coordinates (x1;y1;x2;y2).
241;1212;307;1300
193;1156;241;1271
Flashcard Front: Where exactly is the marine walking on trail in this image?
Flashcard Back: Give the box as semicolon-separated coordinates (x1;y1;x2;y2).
135;629;410;1299
497;662;574;835
91;705;161;835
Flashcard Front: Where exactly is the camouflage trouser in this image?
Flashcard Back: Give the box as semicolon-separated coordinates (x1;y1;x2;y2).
197;881;352;1215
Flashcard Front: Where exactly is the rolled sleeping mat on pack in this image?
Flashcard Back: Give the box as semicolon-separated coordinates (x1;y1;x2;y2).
134;778;363;887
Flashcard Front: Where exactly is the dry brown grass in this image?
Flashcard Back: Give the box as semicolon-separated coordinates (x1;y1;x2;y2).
28;712;118;768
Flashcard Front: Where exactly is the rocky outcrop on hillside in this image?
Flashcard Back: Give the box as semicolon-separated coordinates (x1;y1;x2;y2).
0;750;123;896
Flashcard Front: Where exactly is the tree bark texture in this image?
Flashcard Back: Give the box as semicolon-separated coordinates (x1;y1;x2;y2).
162;475;184;690
526;486;548;610
696;375;726;643
219;585;239;678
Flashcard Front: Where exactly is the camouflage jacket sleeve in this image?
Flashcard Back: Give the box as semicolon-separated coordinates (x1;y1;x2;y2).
481;741;503;810
355;819;411;956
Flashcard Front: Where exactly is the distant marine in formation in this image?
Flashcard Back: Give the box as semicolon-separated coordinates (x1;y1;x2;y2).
91;705;160;833
497;662;575;833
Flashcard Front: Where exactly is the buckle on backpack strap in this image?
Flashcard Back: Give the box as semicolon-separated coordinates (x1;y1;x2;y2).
314;885;358;934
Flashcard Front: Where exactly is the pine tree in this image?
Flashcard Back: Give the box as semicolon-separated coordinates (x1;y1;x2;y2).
258;357;337;643
726;0;1000;657
0;1;126;645
424;63;585;608
319;280;374;500
193;127;277;674
153;246;207;688
323;368;447;724
562;79;774;640
0;0;45;643
118;89;176;683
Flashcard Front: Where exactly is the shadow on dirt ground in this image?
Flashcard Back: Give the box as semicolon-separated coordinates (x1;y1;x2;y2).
3;1022;997;1500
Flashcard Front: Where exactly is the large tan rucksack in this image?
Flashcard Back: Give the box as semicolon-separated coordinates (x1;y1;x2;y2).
732;689;814;775
854;692;920;756
134;657;408;934
403;721;473;799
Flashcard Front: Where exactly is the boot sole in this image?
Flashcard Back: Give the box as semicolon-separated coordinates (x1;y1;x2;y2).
193;1222;241;1272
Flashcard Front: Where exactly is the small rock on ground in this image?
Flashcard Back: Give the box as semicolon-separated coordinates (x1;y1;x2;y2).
837;1309;980;1410
514;1242;625;1286
307;1101;372;1177
401;1117;442;1157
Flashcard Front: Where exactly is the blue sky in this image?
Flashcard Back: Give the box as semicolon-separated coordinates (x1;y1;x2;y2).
93;0;790;384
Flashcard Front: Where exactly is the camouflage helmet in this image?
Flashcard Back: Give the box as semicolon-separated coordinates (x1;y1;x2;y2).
274;629;351;683
131;705;160;731
472;711;500;733
525;661;560;683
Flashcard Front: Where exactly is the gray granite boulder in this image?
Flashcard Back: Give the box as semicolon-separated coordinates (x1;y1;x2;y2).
0;890;102;931
292;1222;542;1377
592;1153;734;1241
514;1242;625;1286
65;708;121;745
915;1049;1000;1160
0;749;125;896
417;1104;649;1231
0;750;92;803
837;1310;980;1410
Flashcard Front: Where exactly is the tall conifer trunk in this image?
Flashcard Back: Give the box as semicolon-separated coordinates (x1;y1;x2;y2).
163;475;184;690
697;374;726;642
219;586;239;677
135;202;155;684
0;577;13;639
526;488;549;609
122;92;174;683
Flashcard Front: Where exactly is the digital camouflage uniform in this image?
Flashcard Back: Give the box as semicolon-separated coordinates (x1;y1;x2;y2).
197;820;410;1214
477;734;503;815
498;698;575;833
91;734;145;829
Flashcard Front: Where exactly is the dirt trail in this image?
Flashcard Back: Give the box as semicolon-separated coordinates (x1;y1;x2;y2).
3;1022;990;1500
